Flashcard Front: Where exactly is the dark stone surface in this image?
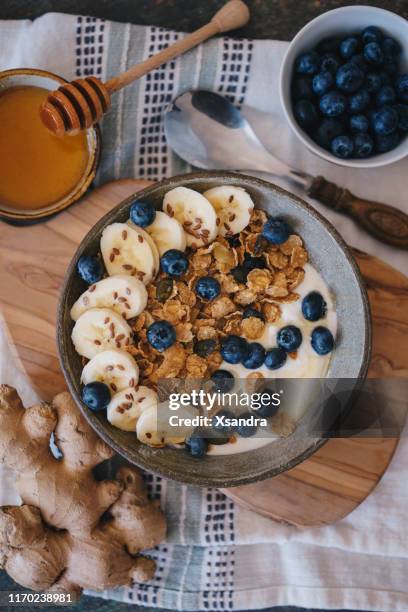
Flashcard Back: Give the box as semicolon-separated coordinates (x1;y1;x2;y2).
0;0;406;39
0;1;403;610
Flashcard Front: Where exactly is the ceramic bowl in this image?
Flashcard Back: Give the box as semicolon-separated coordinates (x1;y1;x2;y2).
0;68;100;223
57;172;371;487
279;6;408;169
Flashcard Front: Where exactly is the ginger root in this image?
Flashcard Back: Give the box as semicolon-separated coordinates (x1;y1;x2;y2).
0;385;166;596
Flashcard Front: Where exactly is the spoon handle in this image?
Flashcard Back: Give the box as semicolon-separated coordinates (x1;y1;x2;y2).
308;176;408;250
105;0;250;92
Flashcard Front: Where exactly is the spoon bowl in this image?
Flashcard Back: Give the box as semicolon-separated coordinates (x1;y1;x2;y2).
164;90;292;178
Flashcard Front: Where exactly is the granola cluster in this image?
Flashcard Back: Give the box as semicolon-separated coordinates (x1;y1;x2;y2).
127;209;308;388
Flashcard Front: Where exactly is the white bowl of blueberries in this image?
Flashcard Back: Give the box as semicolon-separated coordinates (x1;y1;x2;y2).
279;5;408;167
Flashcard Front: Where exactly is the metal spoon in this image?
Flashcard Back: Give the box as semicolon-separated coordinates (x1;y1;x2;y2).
164;90;408;250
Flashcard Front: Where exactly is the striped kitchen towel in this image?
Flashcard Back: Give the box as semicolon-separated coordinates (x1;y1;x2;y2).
1;13;408;612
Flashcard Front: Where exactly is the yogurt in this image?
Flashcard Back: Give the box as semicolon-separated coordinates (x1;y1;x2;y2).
209;263;337;455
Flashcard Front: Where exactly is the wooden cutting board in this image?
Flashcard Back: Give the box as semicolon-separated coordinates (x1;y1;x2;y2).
1;179;406;526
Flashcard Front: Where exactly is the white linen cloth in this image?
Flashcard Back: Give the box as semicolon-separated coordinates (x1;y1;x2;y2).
0;13;408;611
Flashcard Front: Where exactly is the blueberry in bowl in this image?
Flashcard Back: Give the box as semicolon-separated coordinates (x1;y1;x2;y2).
281;6;408;166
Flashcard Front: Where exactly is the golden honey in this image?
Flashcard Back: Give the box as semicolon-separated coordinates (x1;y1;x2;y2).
0;85;89;210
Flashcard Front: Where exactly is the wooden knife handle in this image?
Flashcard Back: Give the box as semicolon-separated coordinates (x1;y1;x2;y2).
308;176;408;250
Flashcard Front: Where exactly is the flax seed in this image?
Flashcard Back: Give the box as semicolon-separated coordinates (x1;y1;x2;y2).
122;230;128;240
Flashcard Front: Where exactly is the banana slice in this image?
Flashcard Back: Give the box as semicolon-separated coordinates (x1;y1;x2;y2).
163;186;217;249
100;223;155;285
136;403;194;447
72;308;132;359
127;221;160;276
70;275;147;321
203;185;254;237
81;349;139;393
144;211;186;256
107;386;158;432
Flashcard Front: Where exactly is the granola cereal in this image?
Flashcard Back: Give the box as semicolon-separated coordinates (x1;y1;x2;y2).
71;182;337;459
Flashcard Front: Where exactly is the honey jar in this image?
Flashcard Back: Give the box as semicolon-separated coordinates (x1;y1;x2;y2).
0;69;100;222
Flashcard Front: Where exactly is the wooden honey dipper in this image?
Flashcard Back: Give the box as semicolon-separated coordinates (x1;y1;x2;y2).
40;0;250;137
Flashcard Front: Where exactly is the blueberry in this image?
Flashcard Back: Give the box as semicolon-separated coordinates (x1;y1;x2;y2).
195;276;221;301
211;369;234;393
194;339;217;357
311;326;335;355
312;71;334;96
236;412;258;438
375;85;396;107
331;134;354;158
294;99;319;130
243;255;267;271
319;91;347;117
160;249;189;277
375;131;400;153
395;74;408;103
336;62;365;93
365;72;382;93
383;59;398;76
82;382;110;411
185;436;208;458
382;37;401;58
254;389;280;418
349;54;367;71
349;89;370;113
292;76;314;100
231;265;247;284
371;106;398;135
364;42;384;65
350;114;369;133
394;104;408;131
262;217;292;245
316;37;341;55
243;307;264;321
77;255;104;285
301;291;327;321
320;53;341;74
340;36;361;59
295;51;320;75
264;347;287;370
227;235;241;248
362;26;382;45
220;335;247;364
147;320;176;352
241;342;266;369
129;200;155;227
277;325;302;352
213;409;236;434
378;70;391;85
315;118;344;149
354;133;374;158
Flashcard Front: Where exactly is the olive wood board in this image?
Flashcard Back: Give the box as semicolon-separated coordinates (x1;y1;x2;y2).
0;178;406;526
